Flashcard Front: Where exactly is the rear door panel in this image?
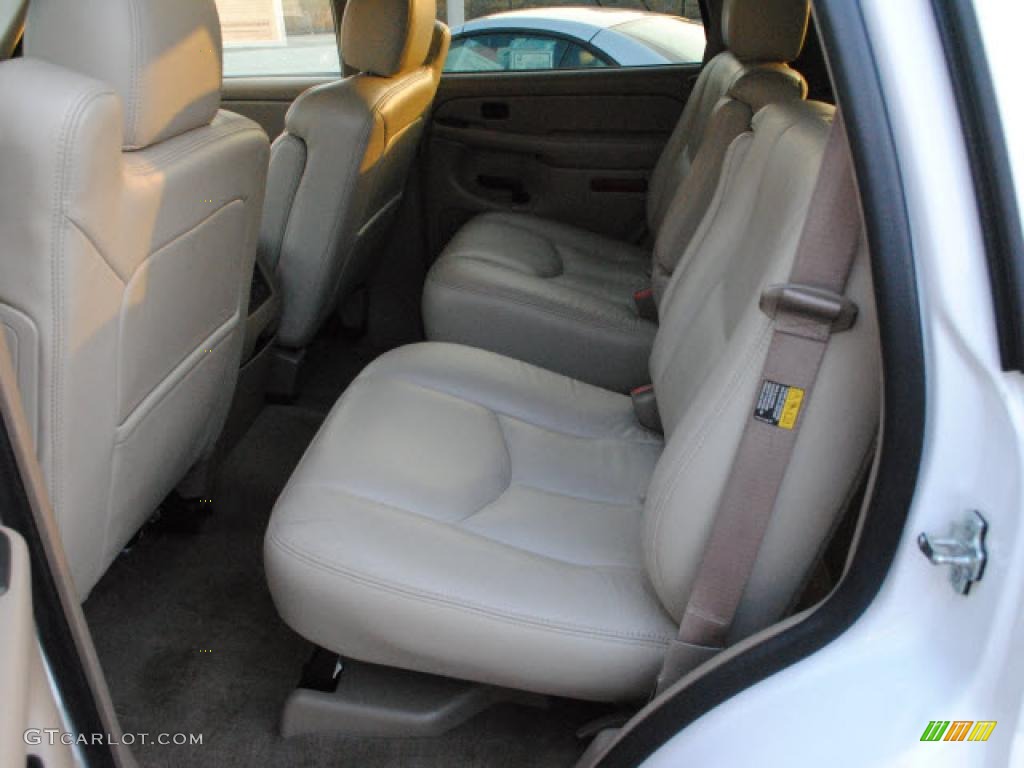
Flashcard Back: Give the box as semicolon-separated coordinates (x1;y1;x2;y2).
424;65;699;255
222;76;333;139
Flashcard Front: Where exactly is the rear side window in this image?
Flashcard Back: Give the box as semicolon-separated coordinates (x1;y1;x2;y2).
445;32;610;73
439;0;705;73
215;0;341;78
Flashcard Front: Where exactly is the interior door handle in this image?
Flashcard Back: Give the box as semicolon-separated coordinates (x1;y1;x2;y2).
480;102;510;120
476;175;529;205
591;177;649;194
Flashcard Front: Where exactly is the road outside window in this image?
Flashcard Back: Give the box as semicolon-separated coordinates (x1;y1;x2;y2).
216;0;340;78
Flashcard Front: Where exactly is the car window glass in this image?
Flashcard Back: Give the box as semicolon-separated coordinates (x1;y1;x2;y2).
561;43;612;70
215;0;341;78
610;17;706;63
445;32;610;72
438;1;704;73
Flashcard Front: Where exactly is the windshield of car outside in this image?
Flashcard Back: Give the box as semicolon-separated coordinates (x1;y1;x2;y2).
611;17;706;63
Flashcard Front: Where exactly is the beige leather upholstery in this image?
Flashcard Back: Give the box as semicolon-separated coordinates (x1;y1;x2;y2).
423;213;655;393
645;103;878;636
723;0;811;62
27;0;223;151
342;0;436;77
266;343;673;701
422;0;808;391
0;0;269;597
260;4;449;349
265;99;880;701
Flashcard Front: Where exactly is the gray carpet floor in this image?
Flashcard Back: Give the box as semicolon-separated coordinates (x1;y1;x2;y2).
82;339;601;767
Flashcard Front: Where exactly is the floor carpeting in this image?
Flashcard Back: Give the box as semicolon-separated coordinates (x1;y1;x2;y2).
83;339;600;767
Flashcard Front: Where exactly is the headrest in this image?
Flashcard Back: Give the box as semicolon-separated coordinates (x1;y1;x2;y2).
723;0;810;63
727;64;808;111
342;0;436;77
424;20;452;77
26;0;223;150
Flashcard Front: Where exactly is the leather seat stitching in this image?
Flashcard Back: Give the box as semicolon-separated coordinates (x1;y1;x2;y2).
124;114;262;169
495;480;648;512
267;533;673;646
114;313;238;441
48;87;113;518
470;213;647;261
427;275;652;334
452;410;513;526
126;0;141;145
356;372;660;444
374;67;431;145
66;218;126;285
285;480;649;571
443;245;563;279
141;196;245;270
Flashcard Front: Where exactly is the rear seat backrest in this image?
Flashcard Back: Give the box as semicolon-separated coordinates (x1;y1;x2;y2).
651;68;811;302
643;101;881;639
645;0;811;238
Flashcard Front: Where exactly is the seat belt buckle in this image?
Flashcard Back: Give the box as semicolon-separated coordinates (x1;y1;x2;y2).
631;384;662;434
633;287;658;322
759;283;858;332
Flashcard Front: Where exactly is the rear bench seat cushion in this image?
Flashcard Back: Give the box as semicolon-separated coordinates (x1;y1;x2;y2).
267;99;880;707
264;342;674;701
423;212;656;393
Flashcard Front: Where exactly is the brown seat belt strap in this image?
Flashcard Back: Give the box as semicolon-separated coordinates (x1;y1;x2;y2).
656;111;863;693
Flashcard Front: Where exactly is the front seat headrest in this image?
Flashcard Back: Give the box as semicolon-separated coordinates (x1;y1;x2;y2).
25;0;223;151
342;0;436;77
722;0;811;63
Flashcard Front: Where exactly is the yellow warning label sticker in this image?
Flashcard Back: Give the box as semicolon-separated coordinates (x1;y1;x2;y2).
754;380;806;430
778;386;805;430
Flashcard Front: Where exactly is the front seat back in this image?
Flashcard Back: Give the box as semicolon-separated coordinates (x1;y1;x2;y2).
0;0;269;596
259;0;450;350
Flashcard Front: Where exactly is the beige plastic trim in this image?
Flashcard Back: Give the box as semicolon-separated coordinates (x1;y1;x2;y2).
0;527;76;768
0;335;136;768
221;76;336;102
0;526;34;768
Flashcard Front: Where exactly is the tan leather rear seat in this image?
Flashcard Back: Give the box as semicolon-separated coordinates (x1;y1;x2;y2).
264;99;880;702
422;0;811;392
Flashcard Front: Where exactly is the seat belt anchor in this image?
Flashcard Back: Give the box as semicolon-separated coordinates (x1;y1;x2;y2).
630;384;663;434
759;283;858;332
633;287;658;322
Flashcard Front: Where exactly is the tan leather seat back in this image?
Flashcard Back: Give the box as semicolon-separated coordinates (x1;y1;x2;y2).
644;102;880;641
259;1;450;349
0;0;269;596
646;0;810;237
